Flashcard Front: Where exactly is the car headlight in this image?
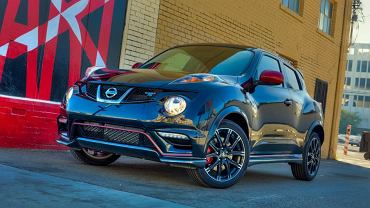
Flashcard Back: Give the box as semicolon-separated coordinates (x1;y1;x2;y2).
164;96;187;116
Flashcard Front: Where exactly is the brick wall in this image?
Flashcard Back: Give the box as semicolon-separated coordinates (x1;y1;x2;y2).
119;0;160;69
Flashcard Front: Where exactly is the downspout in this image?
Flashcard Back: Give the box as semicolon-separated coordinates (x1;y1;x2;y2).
328;0;353;159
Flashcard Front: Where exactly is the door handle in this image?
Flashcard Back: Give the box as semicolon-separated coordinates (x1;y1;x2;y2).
284;99;293;106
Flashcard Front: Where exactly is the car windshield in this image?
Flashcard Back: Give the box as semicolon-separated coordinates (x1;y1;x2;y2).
139;46;254;76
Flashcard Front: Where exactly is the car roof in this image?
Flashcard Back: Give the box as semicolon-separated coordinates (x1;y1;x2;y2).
171;43;302;73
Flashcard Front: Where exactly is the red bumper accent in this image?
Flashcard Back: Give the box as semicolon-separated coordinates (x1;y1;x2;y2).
0;95;66;150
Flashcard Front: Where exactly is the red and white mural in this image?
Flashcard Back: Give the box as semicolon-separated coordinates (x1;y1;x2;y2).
0;0;127;149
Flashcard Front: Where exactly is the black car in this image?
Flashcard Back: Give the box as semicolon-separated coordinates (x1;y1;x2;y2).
57;44;324;188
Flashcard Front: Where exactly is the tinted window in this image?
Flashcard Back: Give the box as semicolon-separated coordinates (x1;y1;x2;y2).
256;55;281;77
283;64;301;90
140;46;254;76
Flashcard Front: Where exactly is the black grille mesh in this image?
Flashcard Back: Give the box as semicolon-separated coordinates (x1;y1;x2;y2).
125;88;159;101
86;83;98;98
75;124;154;148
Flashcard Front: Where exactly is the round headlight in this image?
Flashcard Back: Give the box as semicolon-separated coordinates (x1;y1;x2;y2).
164;96;187;116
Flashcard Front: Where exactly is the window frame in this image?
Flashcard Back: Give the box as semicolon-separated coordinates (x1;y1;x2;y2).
282;63;302;91
318;0;336;36
281;0;303;16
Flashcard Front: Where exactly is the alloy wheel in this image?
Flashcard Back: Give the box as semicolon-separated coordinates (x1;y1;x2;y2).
307;136;321;176
204;128;246;182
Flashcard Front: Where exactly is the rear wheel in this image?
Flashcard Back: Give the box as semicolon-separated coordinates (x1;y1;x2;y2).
187;120;250;188
290;132;321;181
71;148;120;166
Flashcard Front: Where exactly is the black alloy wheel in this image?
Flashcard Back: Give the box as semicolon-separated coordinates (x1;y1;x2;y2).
291;132;321;181
188;120;249;188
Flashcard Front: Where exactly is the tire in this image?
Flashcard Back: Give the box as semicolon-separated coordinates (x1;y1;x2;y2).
70;148;120;166
187;119;250;188
290;132;321;181
364;152;370;160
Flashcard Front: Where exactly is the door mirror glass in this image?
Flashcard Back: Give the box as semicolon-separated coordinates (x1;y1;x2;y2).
259;70;284;85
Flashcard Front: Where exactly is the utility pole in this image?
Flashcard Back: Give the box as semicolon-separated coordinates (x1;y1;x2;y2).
349;0;363;46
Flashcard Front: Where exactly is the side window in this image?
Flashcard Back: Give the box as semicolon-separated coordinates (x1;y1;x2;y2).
283;64;301;90
256;55;282;87
256;55;281;76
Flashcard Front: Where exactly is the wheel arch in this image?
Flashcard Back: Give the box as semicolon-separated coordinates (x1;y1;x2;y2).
306;120;324;145
208;106;251;144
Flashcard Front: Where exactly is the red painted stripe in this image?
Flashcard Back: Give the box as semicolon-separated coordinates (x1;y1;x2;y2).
38;38;58;100
97;0;114;62
26;49;39;98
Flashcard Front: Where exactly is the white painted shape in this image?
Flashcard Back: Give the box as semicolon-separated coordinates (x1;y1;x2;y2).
95;52;106;67
45;15;61;42
51;0;62;13
15;27;39;51
0;43;9;56
61;0;89;44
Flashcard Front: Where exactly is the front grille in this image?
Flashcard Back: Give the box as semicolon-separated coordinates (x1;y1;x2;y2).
74;123;154;148
86;82;98;98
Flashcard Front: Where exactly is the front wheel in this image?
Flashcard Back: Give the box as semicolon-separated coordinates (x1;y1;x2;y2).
290;132;321;181
187;120;250;188
70;148;120;166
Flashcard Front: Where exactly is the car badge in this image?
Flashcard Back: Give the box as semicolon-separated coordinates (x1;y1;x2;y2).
145;92;156;97
105;87;118;98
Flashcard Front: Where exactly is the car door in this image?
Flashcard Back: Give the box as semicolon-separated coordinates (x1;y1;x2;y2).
248;54;296;154
281;64;308;150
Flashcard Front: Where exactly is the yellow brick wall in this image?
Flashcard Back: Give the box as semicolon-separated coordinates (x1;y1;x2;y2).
119;0;160;69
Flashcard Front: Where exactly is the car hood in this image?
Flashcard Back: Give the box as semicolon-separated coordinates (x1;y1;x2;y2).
86;67;236;88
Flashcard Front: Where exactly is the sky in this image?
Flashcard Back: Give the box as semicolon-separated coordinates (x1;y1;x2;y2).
354;0;370;44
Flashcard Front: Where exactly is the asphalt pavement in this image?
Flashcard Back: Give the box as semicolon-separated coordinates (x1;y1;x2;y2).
0;149;370;208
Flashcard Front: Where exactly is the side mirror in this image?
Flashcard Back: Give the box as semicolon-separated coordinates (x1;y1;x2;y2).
259;70;284;85
132;62;143;69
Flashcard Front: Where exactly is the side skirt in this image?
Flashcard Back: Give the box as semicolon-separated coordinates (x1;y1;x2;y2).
248;154;303;166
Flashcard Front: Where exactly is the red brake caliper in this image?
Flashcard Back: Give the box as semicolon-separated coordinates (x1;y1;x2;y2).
206;147;214;165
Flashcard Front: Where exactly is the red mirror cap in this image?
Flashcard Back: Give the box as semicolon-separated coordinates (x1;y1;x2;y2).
259;70;284;85
132;62;143;69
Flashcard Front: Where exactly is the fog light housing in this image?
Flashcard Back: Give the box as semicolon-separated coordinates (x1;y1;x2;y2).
164;96;187;116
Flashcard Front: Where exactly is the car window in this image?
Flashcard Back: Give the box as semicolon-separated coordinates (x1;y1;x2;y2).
256;55;282;87
256;55;281;76
139;46;254;76
283;64;301;90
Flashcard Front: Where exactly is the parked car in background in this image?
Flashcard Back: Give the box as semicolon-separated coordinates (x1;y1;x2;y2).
57;44;324;188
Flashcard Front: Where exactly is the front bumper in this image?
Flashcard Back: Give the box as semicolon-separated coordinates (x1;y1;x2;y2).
57;122;206;168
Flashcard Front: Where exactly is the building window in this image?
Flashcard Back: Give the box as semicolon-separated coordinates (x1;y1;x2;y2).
367;78;370;89
356;60;361;72
360;78;366;89
347;60;353;71
343;94;350;106
365;96;370;108
361;60;368;72
345;77;351;87
368;61;370;72
314;79;328;114
355;78;359;88
318;0;335;35
282;0;301;14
